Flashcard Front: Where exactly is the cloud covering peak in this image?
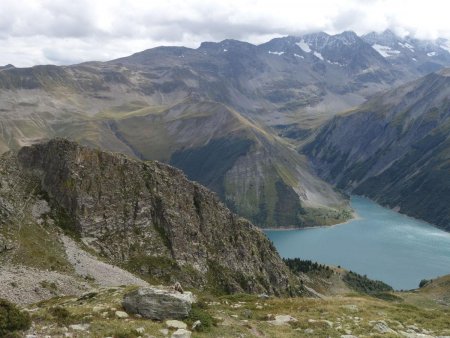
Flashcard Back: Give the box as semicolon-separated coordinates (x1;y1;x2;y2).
2;0;450;66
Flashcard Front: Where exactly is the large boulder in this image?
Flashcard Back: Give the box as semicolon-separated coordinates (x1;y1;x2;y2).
122;287;195;320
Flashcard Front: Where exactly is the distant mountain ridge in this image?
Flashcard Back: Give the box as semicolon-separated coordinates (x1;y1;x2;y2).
362;29;450;74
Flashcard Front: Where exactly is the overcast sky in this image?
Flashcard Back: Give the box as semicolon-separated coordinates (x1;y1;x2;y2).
2;0;450;67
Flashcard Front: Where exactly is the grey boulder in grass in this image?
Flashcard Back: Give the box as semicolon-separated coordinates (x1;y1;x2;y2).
122;287;195;320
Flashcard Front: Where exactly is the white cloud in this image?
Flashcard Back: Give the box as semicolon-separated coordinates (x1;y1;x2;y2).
2;0;450;66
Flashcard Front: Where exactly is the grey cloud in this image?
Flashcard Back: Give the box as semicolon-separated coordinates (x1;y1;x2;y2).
1;0;99;38
331;8;368;32
1;0;449;67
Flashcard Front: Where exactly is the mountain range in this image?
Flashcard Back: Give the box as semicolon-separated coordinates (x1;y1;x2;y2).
0;29;449;228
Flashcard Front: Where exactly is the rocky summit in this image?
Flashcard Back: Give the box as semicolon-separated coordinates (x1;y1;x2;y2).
2;138;294;295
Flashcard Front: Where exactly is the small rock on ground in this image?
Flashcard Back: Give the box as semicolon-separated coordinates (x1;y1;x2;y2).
171;329;192;338
159;328;169;336
166;320;187;329
135;327;145;334
268;314;297;325
191;320;201;330
373;321;397;334
399;332;435;338
115;310;129;318
69;324;90;331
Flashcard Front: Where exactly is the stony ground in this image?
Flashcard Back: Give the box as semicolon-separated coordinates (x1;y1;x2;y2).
2;229;448;337
0;233;149;307
61;235;148;288
0;264;89;306
22;284;450;338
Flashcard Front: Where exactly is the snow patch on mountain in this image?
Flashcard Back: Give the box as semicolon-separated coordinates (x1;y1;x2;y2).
268;51;284;56
372;44;401;57
327;60;342;66
296;40;311;53
427;51;437;57
313;51;324;60
398;42;415;52
440;42;450;53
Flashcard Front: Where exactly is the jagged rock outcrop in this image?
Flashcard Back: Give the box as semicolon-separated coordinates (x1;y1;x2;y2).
14;138;294;294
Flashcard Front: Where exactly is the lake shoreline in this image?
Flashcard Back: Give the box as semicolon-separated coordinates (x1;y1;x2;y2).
266;196;450;290
263;211;361;231
352;195;448;233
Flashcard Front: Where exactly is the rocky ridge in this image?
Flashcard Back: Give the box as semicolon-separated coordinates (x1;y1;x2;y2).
2;138;296;296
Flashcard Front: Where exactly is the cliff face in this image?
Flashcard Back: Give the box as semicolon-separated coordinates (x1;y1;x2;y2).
16;139;293;295
305;70;450;230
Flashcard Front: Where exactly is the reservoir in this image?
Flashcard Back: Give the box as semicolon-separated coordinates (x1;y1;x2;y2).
265;196;450;290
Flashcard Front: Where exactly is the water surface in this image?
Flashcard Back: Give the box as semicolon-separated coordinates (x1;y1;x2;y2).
265;196;450;290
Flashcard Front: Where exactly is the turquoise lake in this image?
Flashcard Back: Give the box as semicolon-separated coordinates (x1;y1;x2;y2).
265;196;450;290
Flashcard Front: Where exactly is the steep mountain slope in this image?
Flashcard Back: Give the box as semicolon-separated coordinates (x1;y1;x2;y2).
0;64;350;228
105;100;347;227
1;138;296;295
305;69;450;230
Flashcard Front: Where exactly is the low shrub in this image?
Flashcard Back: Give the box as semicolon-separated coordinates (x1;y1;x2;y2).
186;304;216;332
419;279;431;288
0;298;31;336
343;271;393;294
49;306;71;325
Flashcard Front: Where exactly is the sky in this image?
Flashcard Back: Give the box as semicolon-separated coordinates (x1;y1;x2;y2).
2;0;450;67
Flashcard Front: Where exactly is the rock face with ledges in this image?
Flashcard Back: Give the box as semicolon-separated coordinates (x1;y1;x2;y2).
15;138;294;294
